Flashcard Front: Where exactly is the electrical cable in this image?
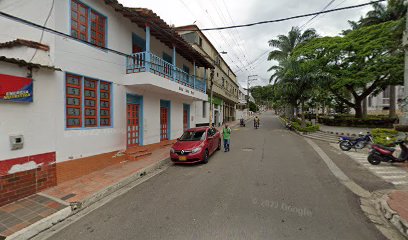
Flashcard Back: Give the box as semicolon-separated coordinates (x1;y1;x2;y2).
300;0;337;30
28;0;54;63
199;0;385;31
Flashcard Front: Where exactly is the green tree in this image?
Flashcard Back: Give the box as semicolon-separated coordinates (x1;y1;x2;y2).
294;20;405;118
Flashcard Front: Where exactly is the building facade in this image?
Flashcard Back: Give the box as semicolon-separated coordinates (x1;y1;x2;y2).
176;25;239;127
367;86;404;113
0;0;212;206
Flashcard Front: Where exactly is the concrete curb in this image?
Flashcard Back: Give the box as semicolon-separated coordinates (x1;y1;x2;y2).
378;194;408;238
8;157;171;240
6;207;72;240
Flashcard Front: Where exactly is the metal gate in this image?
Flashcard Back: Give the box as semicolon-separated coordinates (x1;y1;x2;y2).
127;103;140;147
160;107;168;141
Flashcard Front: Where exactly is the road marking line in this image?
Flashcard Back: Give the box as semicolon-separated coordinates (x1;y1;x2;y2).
392;181;408;185
368;166;397;170
374;171;407;174
305;138;370;198
382;175;408;179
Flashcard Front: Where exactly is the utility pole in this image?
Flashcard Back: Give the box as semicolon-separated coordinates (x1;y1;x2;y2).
247;75;258;117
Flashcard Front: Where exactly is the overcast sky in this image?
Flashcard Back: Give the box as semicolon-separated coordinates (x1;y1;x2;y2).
118;0;374;88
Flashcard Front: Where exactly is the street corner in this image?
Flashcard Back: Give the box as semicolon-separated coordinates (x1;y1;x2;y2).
378;190;408;238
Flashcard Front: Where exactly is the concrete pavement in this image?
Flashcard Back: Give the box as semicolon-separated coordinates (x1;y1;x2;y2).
39;112;391;240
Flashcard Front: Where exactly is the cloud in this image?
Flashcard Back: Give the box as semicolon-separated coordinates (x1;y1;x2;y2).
119;0;375;87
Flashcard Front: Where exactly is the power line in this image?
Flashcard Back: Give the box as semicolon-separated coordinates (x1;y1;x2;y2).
300;0;337;29
199;0;385;31
29;0;54;63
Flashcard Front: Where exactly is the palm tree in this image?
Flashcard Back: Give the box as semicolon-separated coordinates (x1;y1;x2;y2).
268;27;317;63
267;27;317;119
358;0;407;118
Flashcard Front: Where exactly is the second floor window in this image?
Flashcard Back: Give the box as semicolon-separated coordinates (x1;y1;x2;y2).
71;0;106;48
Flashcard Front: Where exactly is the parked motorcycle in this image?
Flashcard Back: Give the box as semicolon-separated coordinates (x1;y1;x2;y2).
368;139;408;165
339;132;373;151
240;118;246;127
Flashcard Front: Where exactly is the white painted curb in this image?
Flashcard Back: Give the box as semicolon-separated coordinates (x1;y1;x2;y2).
6;207;72;240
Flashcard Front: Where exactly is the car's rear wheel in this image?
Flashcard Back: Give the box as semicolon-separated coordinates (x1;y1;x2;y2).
202;149;209;164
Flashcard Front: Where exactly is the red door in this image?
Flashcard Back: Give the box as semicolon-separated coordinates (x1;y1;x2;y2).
127;104;140;147
132;45;143;67
160;107;168;141
183;109;188;131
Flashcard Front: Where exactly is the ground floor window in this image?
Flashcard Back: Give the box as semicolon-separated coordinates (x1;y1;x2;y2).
66;73;112;129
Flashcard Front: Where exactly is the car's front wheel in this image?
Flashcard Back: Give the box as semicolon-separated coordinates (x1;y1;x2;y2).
202;149;209;164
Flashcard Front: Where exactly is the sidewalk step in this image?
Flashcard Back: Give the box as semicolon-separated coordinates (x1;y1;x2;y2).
302;134;338;143
126;151;152;161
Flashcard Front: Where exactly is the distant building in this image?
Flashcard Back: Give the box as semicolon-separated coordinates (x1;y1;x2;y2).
367;86;404;113
176;25;239;127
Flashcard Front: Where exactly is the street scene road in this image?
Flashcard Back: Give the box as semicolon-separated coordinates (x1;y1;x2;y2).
46;113;386;240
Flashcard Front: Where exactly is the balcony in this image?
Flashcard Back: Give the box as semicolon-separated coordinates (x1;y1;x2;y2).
126;52;206;94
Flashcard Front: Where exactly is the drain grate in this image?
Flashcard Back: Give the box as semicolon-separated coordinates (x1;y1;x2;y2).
241;148;254;152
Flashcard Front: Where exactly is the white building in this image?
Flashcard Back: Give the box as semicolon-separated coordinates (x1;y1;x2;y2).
0;0;212;206
367;86;404;113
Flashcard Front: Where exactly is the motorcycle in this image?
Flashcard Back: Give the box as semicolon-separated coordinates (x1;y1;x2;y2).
240;118;246;127
254;120;260;129
339;132;373;151
368;139;408;165
285;122;293;131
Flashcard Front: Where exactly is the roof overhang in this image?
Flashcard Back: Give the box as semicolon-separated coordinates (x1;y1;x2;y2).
103;0;213;69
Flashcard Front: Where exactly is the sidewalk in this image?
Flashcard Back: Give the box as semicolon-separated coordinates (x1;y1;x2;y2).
0;144;172;240
380;190;408;237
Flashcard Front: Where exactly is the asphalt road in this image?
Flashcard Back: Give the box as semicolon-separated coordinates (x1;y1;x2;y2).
48;112;386;240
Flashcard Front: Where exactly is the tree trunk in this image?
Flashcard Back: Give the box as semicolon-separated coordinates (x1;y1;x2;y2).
362;97;368;118
389;85;397;118
301;101;306;127
354;99;363;118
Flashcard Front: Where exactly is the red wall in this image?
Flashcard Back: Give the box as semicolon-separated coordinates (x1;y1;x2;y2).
0;152;56;207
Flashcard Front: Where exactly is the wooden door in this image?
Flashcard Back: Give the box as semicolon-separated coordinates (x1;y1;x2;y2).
160;107;168;141
127;104;140;147
183;109;188;131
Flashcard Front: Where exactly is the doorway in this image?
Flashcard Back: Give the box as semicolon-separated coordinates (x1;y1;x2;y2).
127;94;143;147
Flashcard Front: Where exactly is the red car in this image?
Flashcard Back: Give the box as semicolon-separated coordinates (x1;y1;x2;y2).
170;127;221;164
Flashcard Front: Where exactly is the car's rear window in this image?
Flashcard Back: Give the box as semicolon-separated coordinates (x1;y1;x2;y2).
179;131;206;141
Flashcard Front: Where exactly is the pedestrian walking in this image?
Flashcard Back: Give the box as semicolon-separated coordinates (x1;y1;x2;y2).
223;124;231;152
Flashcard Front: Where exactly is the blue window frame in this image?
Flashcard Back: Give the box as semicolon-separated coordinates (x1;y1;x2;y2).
65;73;113;129
70;0;107;48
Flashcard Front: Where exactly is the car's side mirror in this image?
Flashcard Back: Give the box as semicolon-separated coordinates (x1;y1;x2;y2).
177;138;180;141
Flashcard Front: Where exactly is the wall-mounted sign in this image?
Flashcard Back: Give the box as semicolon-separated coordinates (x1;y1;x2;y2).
0;74;33;102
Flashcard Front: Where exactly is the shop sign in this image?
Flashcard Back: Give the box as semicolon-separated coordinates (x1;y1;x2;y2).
0;74;33;102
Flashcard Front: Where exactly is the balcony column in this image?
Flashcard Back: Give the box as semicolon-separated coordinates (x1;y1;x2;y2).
193;61;196;90
204;68;207;94
145;24;151;72
172;45;176;81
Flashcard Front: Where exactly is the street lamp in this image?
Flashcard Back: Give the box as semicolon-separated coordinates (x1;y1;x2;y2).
247;75;258;117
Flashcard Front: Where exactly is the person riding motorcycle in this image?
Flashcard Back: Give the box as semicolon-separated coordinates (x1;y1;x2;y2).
254;116;260;128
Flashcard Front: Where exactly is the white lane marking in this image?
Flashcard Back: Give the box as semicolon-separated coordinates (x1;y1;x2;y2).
382;175;408;179
305;138;371;198
392;181;408;185
374;171;407;174
368;166;397;170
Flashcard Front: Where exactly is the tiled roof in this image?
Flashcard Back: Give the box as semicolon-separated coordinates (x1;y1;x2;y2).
0;56;61;71
103;0;213;69
0;39;49;51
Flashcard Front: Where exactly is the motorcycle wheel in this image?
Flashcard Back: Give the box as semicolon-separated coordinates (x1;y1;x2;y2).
368;153;381;165
339;141;352;151
355;141;366;149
